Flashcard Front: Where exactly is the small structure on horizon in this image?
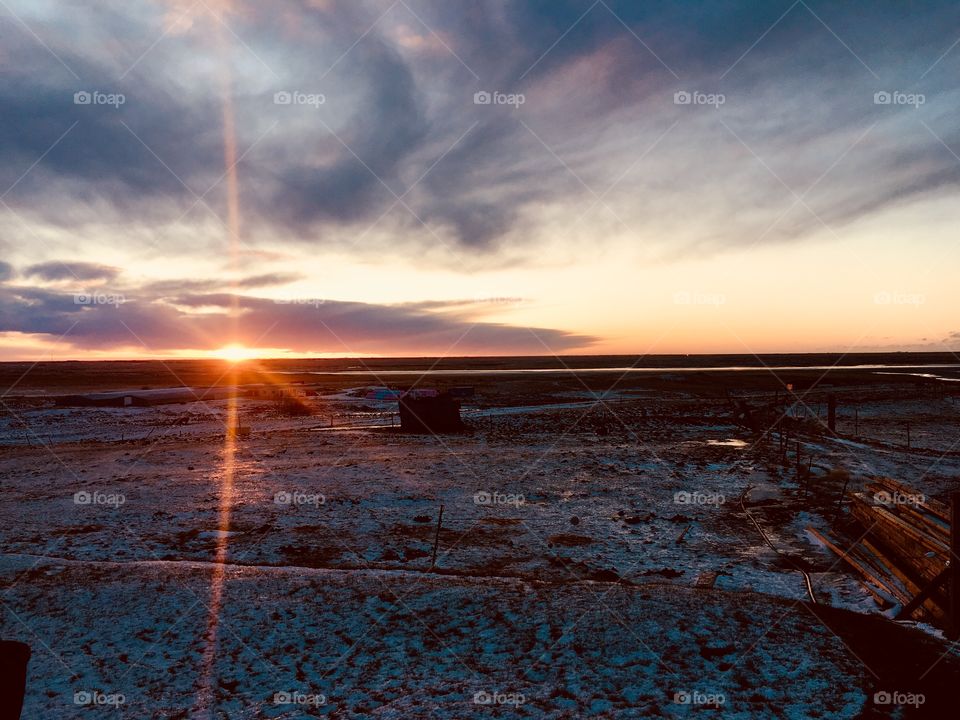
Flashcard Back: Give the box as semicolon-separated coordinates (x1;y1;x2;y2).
398;389;465;433
54;386;237;408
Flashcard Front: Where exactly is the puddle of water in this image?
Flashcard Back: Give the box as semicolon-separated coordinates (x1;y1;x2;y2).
311;424;394;432
706;439;748;448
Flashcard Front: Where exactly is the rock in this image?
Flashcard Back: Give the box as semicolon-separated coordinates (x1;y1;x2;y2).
639;567;683;579
589;568;621;583
699;643;736;660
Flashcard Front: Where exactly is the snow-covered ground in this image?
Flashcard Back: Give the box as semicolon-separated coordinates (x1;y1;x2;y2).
1;555;872;719
1;389;958;718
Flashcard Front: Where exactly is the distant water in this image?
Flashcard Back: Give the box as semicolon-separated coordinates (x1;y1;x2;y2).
874;371;960;383
277;363;960;377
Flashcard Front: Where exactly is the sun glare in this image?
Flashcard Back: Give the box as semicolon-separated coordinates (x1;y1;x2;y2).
214;344;257;363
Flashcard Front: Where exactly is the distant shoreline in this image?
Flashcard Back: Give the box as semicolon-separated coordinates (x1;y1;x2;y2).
2;352;959;396
1;350;958;370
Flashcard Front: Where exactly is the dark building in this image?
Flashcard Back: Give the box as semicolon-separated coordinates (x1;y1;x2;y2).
398;392;464;433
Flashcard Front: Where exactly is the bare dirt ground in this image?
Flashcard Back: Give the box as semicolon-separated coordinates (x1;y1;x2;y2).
1;362;959;718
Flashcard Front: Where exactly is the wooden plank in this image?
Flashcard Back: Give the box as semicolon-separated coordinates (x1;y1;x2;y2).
861;538;946;620
807;527;898;607
850;541;914;603
895;503;950;542
844;548;908;608
842;488;952;623
896;566;951;620
849;496;948;575
870;477;950;522
864;482;950;540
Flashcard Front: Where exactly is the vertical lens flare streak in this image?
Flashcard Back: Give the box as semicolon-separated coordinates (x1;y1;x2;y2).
195;381;238;717
195;2;243;716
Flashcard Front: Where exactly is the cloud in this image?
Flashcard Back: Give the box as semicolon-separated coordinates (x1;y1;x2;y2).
234;272;304;289
141;272;303;296
24;261;120;282
0;262;12;281
0;0;957;263
0;285;594;355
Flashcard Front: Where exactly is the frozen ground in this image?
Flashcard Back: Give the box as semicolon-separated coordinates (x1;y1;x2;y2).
1;384;959;718
0;556;876;719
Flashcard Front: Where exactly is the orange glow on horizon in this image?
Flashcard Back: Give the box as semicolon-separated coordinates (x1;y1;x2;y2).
213;344;260;363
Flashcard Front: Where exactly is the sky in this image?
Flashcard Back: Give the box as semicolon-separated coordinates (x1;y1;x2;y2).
0;0;958;360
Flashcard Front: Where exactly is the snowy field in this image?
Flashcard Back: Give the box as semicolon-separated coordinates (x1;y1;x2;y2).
2;383;959;718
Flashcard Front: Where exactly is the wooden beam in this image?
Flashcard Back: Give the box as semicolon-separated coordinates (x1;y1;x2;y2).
861;538;946;620
896;566;951;621
807;527;898;607
864;482;950;540
848;496;949;577
869;477;950;523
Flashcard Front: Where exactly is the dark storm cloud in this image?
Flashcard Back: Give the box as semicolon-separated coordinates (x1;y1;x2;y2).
0;262;12;281
24;261;120;282
0;284;594;354
1;0;959;254
271;36;428;227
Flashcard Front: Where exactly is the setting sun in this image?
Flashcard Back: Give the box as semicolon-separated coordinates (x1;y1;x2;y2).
214;344;258;363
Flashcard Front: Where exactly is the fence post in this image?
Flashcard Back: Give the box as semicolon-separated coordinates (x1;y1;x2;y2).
950;492;960;639
431;505;445;570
